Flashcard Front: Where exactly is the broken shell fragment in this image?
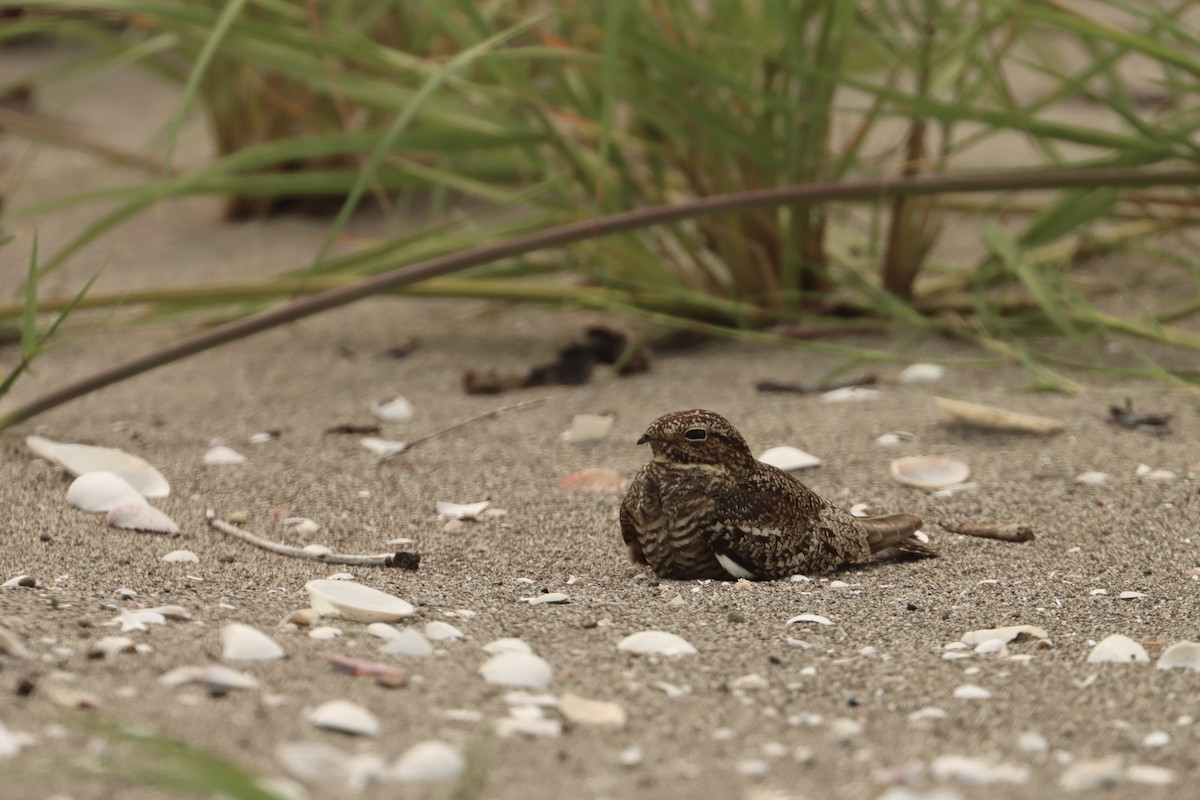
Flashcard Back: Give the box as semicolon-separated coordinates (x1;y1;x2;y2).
222;623;285;661
890;455;970;490
557;468;628;493
424;621;464;641
1156;641;1200;672
361;437;406;457
482;638;532;655
391;741;465;783
560;414;614;443
1088;634;1149;664
436;500;490;520
934;397;1064;434
480;651;553;688
106;503;180;534
67;471;145;512
27;435;170;497
305;579;415;622
376;628;433;657
160;665;259;691
371;395;415;423
961;625;1048;646
1074;471;1109;485
560;693;627;727
786;613;834;626
899;363;945;384
757;446;822;472
203;446;246;465
308;699;380;737
162;550;199;563
617;630;697;656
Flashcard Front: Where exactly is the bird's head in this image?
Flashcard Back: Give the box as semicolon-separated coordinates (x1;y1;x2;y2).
636;409;755;469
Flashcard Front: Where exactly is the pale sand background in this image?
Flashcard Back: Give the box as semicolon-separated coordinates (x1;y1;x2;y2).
2;36;1200;800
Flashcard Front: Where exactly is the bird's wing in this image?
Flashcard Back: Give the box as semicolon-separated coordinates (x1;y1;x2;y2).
702;468;866;579
619;469;650;565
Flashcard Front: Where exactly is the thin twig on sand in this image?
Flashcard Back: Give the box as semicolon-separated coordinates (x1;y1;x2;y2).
206;511;420;569
938;518;1035;543
380;396;549;462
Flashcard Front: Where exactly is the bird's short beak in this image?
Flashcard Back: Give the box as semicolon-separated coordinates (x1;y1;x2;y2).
636;434;650;445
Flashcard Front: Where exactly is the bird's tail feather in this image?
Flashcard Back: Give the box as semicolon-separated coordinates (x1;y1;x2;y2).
858;513;937;557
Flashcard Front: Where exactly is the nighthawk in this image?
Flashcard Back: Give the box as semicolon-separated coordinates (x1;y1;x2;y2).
620;409;935;580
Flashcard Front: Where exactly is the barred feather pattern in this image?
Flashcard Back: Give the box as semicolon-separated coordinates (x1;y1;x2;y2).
620;409;935;580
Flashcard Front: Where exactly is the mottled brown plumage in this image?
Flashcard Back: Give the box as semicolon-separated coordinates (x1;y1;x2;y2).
620;409;935;580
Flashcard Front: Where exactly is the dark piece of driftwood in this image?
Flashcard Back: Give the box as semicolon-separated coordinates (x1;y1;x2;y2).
938;518;1035;543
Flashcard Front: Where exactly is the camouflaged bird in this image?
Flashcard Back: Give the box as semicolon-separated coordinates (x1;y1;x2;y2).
620;409;935;580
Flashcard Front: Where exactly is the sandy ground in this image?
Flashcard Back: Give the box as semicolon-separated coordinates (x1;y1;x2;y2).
3;37;1200;800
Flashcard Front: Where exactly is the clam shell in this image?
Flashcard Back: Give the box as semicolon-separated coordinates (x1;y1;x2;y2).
616;630;697;656
559;693;627;726
424;621;464;641
203;445;246;465
961;625;1048;645
479;652;553;688
67;471;145;512
391;741;465;783
305;579;415;622
482;638;532;655
757;446;822;472
560;414;614;443
376;628;433;657
890;455;970;489
935;397;1064;434
370;395;414;423
1156;640;1200;672
26;435;170;497
522;593;569;605
1087;634;1149;664
222;623;285;661
556;468;628;493
786;613;834;626
308;699;380;737
162;550;198;563
106;503;180;534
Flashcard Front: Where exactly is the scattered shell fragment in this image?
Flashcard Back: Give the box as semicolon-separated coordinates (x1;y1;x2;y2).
106;502;180;534
1060;757;1125;791
1074;471;1109;485
27;435;170;497
479;652;553;688
494;717;562;738
160;665;259;691
1156;641;1200;672
890;455;970;490
1126;764;1176;785
931;754;1029;784
757;446;822;472
618;745;644;766
1118;591;1146;600
305;579;415;622
361;437;407;457
1142;730;1170;748
436;500;490;520
560;414;614;443
308;699;380;737
906;707;947;724
1088;635;1149;664
560;693;627;726
275;742;358;790
730;674;770;691
874;431;914;446
1136;464;1176;480
786;613;833;626
309;626;342;640
1017;731;1049;753
222;623;285;661
556;468;628;493
424;621;464;641
899;363;945;384
91;636;137;658
371;396;415;423
391;740;465;783
617;630;697;656
377;628;433;658
523;593;569;605
107;609;166;632
821;386;880;403
162;550;199;564
284;517;320;536
67;471;146;512
953;684;991;700
1;575;36;588
961;625;1048;646
935;397;1064;434
203;446;247;465
482;638;532;655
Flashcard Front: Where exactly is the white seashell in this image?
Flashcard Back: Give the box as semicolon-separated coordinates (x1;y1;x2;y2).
735;759;771;777
1059;757;1125;791
616;630;697;656
26;435;170;497
365;622;402;639
1143;730;1170;747
556;468;628;493
424;621;464;641
377;628;433;657
305;579;415;622
361;437;406;457
906;706;947;724
829;718;863;741
309;626;342;640
391;740;465;783
974;639;1007;655
371;396;414;423
1126;764;1176;785
618;745;644;766
146;604;191;620
1142;468;1176;481
308;699;380;737
248;432;277;444
849;503;870;517
482;638;532;655
436;500;490;520
899;363;945;384
1087;634;1149;664
503;691;557;707
1156;641;1200;672
203;446;246;465
786;613;834;626
730;674;769;691
890;455;970;489
107;610;166;632
820;386;879;403
494;717;562;738
160;665;259;690
522;593;569;605
222;623;285;661
961;625;1048;645
106;502;180;534
930;754;1027;784
275;742;356;789
91;636;137;658
0;721;34;758
162;550;199;563
953;684;991;700
1;575;36;588
1017;731;1049;753
1118;591;1146;600
67;471;146;512
559;693;627;726
480;652;553;688
934;397;1064;434
1074;471;1109;485
284;517;320;535
560;414;614;443
757;446;822;472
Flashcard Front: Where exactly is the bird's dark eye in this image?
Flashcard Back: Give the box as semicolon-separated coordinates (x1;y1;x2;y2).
684;428;706;441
